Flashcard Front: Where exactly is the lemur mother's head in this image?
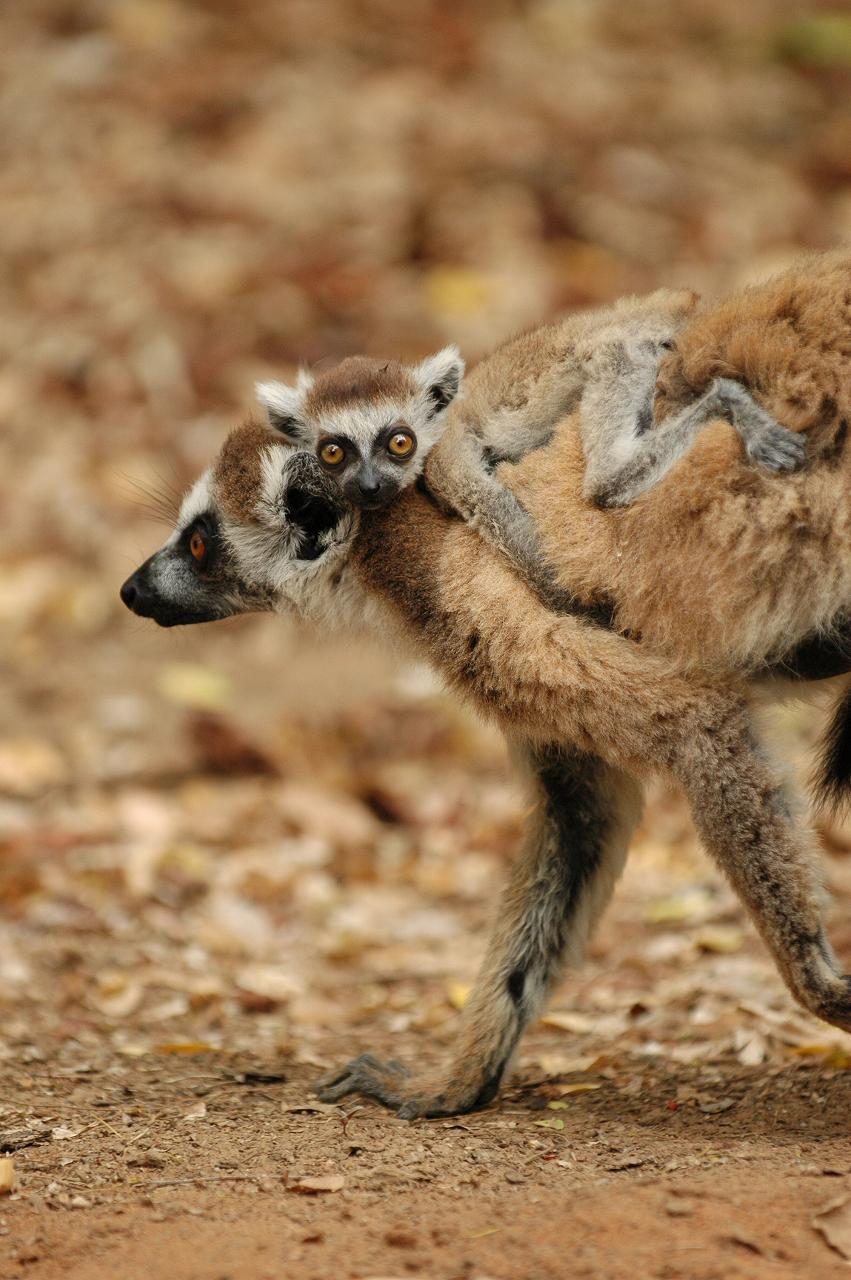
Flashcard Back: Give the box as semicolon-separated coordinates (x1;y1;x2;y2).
120;422;357;627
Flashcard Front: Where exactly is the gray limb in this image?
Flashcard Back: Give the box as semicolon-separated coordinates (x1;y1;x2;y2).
433;432;604;618
315;746;643;1117
581;341;805;509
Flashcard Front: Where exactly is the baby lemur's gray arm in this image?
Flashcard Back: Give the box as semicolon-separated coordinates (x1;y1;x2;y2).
580;338;805;509
434;429;610;620
434;332;803;615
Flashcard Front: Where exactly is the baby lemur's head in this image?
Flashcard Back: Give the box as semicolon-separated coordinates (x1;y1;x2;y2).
255;347;464;509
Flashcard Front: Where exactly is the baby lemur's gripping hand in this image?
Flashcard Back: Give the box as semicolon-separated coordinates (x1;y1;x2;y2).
255;347;464;510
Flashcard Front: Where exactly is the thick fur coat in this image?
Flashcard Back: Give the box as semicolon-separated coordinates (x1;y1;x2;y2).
121;251;851;1118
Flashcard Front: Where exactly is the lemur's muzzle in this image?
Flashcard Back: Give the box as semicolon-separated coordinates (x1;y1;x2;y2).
120;555;230;627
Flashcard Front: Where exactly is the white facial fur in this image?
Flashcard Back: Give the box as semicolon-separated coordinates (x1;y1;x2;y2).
255;346;464;507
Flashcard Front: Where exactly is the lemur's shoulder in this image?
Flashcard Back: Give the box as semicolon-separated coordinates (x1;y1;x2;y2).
458;288;699;427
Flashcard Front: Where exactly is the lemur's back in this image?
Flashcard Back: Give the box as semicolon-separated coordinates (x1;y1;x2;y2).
655;249;851;451
444;288;697;464
504;252;851;673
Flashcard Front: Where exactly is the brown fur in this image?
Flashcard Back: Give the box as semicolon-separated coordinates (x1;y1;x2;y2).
302;357;416;416
312;485;837;1115
134;252;851;1118
655;249;851;451
211;421;271;524
498;256;851;673
317;255;851;1114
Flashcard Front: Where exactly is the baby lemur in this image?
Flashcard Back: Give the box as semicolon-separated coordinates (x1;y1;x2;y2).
121;251;851;1119
256;292;803;614
255;347;463;509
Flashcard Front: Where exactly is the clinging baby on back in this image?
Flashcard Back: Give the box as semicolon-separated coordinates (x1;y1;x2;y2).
255;271;809;611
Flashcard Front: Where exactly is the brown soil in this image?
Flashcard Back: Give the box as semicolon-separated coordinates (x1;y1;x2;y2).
4;1054;851;1279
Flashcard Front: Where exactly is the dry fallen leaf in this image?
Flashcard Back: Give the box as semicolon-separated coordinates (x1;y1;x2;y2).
287;1175;345;1193
0;1158;14;1193
280;1103;339;1116
813;1193;851;1259
0;737;67;796
539;1011;593;1034
724;1223;765;1255
645;889;714;923
695;926;744;954
156;663;231;711
423;265;492;319
92;973;144;1019
183;1101;206;1120
153;1041;213;1055
444;979;470;1010
235;964;303;1003
556;1083;602;1096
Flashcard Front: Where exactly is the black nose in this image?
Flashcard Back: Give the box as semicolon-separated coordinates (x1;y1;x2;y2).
120;570;154;616
358;481;381;498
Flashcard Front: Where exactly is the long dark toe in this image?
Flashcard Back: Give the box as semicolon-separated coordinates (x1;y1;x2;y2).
814;974;851;1033
314;1054;410;1108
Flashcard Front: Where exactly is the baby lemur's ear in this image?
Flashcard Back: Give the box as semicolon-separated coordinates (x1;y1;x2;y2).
255;372;314;444
413;346;464;418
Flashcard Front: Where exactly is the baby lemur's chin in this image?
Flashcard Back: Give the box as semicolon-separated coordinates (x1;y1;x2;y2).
255;346;464;510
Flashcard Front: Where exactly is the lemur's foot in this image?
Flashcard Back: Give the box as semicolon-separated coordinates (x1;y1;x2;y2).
315;1055;500;1118
744;424;806;472
811;974;851;1034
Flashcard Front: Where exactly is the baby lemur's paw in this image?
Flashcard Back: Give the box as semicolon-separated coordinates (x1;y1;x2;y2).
315;1056;498;1118
744;424;806;473
710;378;805;473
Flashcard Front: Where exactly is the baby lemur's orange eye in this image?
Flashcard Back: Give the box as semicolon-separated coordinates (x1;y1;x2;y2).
319;442;345;467
387;431;414;458
190;530;205;561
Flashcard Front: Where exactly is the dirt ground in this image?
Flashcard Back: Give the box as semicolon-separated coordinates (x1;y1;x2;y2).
6;1;851;1277
4;695;851;1279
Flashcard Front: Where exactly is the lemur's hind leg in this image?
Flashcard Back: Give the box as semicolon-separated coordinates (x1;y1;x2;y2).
315;746;643;1118
669;706;851;1028
582;341;805;509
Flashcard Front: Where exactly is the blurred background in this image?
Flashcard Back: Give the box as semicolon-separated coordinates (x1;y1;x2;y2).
3;0;851;1079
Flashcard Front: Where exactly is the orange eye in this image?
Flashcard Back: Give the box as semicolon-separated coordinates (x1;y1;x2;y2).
190;530;206;561
387;430;414;458
319;442;345;467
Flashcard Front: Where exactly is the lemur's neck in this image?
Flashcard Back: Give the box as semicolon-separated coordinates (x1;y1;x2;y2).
349;486;451;643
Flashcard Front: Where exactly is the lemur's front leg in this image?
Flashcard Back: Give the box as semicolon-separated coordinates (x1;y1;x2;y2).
581;341;805;509
316;747;642;1117
664;700;851;1031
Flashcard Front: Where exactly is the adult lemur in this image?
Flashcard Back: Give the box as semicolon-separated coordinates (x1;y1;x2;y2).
122;251;851;1118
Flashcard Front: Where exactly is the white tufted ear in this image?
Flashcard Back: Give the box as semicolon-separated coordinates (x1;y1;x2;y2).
413;346;465;418
255;373;314;443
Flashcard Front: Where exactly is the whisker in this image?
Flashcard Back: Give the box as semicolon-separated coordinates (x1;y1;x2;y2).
109;468;182;526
